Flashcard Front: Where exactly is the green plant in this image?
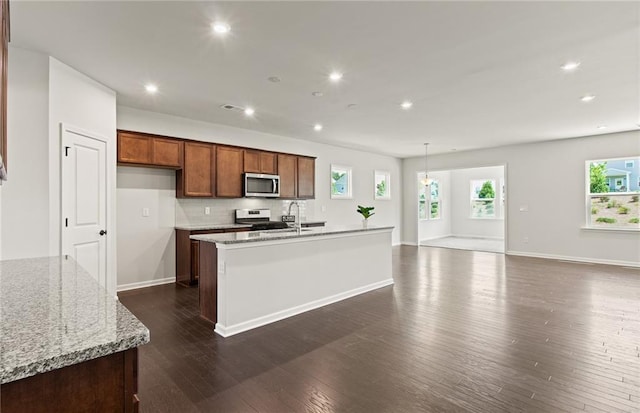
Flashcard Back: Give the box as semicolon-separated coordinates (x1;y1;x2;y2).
599;196;610;203
591;207;598;214
376;180;387;197
629;218;639;224
478;181;495;199
606;200;619;209
618;206;630;214
356;205;375;220
631;195;639;202
596;217;616;224
590;162;609;193
331;171;346;194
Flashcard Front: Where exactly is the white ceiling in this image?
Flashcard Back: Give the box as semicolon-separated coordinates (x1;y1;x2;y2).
10;1;640;157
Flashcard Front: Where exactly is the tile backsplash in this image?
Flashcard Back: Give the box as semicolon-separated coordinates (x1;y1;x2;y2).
175;198;315;226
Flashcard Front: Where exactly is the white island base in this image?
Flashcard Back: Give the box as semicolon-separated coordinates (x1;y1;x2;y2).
195;227;394;337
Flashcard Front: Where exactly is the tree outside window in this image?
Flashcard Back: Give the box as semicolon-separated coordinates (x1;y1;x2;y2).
470;180;496;218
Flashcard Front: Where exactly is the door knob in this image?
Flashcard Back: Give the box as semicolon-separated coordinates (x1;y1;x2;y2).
99;230;107;236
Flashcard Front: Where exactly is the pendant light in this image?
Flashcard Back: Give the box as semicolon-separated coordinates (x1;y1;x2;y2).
421;142;433;186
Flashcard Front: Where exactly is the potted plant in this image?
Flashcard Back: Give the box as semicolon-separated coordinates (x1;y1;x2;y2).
356;205;375;228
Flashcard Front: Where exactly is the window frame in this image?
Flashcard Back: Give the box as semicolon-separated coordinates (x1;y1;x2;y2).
330;164;353;199
585;156;640;231
374;170;391;200
470;179;497;219
417;172;441;221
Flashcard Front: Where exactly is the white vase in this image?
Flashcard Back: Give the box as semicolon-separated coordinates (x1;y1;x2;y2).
362;219;368;229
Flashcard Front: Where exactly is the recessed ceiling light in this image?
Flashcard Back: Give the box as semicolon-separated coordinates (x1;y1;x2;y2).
267;76;281;83
212;21;231;35
311;91;324;97
597;125;607;130
145;84;158;94
244;107;255;116
580;94;596;102
561;61;581;71
329;72;343;82
401;101;413;110
314;124;323;131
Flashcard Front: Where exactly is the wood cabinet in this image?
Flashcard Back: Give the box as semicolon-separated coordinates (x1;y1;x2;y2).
177;142;215;197
117;130;183;168
176;227;250;286
0;0;8;174
1;348;140;413
297;156;315;199
216;146;244;198
244;150;277;175
278;154;297;198
278;155;315;199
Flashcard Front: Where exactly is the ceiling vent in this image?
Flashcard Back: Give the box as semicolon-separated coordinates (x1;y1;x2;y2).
220;104;244;113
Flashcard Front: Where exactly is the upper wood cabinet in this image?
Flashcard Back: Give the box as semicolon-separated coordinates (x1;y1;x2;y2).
216;146;244;198
244;150;277;175
297;156;315;199
278;154;297;198
0;0;8;174
117;130;183;169
177;141;215;198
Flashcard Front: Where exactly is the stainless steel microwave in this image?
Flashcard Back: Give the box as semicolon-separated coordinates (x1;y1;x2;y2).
244;173;280;197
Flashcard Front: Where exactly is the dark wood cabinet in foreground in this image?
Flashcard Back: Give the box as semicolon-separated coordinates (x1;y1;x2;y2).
1;348;139;413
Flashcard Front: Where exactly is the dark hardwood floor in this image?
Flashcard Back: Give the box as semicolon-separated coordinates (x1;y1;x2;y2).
119;246;640;413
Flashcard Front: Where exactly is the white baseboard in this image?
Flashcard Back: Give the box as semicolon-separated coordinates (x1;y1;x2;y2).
506;250;639;268
419;233;454;242
450;234;505;240
117;277;174;292
214;278;394;337
401;241;419;246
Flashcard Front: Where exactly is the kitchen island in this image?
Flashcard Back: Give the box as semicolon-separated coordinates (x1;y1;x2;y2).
0;256;149;413
192;225;394;337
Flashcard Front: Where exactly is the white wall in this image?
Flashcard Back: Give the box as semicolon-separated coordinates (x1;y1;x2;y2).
417;170;452;242
403;131;640;266
116;106;403;288
48;58;117;292
450;166;504;239
2;47;50;259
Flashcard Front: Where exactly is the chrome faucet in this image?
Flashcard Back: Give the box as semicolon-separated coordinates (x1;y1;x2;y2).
288;201;301;233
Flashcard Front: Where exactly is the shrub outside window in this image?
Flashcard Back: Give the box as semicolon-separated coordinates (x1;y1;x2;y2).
587;157;640;229
470;180;496;218
331;165;352;199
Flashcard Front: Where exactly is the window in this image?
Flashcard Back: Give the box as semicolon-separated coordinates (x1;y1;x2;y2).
417;173;440;220
470;180;496;218
330;165;352;199
587;157;640;230
374;170;391;200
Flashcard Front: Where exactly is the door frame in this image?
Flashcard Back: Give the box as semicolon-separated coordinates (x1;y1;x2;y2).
60;123;112;291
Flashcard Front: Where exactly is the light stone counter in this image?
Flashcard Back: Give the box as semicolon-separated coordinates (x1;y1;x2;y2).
0;256;150;384
191;224;394;246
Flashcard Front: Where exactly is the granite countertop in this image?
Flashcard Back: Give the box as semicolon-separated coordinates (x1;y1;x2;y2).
175;223;253;231
0;256;150;384
191;225;394;245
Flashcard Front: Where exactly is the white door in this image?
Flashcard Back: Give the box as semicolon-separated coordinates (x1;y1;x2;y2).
61;125;108;288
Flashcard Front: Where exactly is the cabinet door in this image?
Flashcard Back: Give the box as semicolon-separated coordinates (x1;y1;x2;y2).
216;146;244;198
260;152;278;175
297;157;315;199
179;142;215;197
243;150;260;173
118;132;152;165
278;154;297;198
152;138;183;168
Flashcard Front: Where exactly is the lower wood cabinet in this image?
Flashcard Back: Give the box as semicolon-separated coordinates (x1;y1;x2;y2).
176;228;250;286
1;348;139;413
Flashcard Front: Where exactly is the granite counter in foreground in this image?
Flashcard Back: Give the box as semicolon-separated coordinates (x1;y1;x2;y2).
191;224;394;245
0;256;150;385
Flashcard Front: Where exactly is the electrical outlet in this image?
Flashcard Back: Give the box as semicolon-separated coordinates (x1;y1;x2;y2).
519;205;529;212
523;237;529;243
142;208;150;217
218;261;225;274
205;207;211;215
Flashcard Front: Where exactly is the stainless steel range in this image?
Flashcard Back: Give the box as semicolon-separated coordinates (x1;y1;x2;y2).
235;209;290;231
